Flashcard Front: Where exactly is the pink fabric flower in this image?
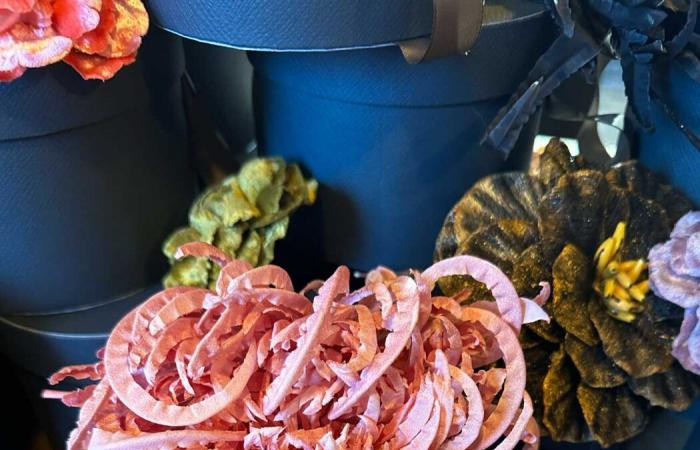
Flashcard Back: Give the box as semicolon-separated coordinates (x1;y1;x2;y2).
649;211;700;374
0;0;147;82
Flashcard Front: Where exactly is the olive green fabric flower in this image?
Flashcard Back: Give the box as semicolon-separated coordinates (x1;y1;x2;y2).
163;158;317;289
435;139;699;447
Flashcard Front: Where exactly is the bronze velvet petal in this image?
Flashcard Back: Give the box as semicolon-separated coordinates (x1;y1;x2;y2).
577;383;649;447
619;194;671;261
589;292;675;378
513;242;565;343
533;138;578;188
538;170;610;255
524;343;557;424
543;347;592;443
552;244;599;346
564;333;627;388
607;162;693;224
629;363;700;411
436;172;545;255
456;220;539;275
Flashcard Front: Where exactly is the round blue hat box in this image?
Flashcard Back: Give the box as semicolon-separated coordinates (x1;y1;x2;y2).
0;29;197;316
250;2;556;271
636;62;700;207
0;29;197;446
183;41;255;168
146;0;435;51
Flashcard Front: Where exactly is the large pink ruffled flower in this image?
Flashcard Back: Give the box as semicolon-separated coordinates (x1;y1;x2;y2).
0;0;147;82
649;211;700;374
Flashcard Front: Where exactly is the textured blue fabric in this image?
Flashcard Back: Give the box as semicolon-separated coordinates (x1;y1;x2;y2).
253;11;555;270
0;30;196;315
637;63;700;207
0;62;150;141
0;110;196;315
146;0;434;50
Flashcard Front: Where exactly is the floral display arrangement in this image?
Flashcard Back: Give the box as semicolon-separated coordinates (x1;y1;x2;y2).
162;158;318;289
435;138;700;446
43;241;551;450
0;0;148;81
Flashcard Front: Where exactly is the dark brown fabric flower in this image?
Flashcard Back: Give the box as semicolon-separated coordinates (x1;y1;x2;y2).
435;138;700;447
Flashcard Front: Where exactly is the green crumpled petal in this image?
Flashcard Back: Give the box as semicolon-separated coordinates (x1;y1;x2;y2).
162;158;316;287
238;157;285;216
260;217;290;265
163;257;210;288
213;225;245;258
238;230;263;266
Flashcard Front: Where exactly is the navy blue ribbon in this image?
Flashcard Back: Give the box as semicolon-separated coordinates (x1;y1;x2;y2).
485;0;700;156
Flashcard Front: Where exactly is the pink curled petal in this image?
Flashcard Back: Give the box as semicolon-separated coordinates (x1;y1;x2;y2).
229;265;294;293
42;385;96;407
143;318;197;385
650;242;700;308
301;279;324;296
48;362;103;385
328;277;420;420
174;338;197;396
493;391;534;450
521;297;550;324
405;398;441;450
366;266;398;284
431;350;455;447
89;430;246;450
216;259;254;295
148;288;208;335
459;307;526;450
522;414;541;450
346;304;378;372
533;281;551;306
433;296;463;320
423;256;523;331
397;376;436;445
174;242;231;267
671;211;700;238
263;266;348;415
66;379;112;450
105;308;258;426
341;286;373;305
442;366;485;450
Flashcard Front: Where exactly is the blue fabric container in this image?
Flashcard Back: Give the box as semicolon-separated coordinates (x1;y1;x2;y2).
636;63;700;207
184;41;255;167
0;288;153;447
0;30;197;315
251;3;555;271
146;0;435;51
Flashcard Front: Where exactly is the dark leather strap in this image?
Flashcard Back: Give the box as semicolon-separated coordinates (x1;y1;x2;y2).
400;0;485;63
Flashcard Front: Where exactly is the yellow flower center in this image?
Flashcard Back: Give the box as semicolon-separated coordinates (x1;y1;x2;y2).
593;222;649;322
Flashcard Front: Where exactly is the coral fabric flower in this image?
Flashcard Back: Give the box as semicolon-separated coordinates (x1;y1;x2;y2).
0;0;147;82
650;212;700;374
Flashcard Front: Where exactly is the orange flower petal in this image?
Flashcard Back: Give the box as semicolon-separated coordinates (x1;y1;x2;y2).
0;64;24;80
52;0;101;39
63;49;135;80
1;24;72;72
73;0;147;58
0;0;35;13
0;9;20;33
